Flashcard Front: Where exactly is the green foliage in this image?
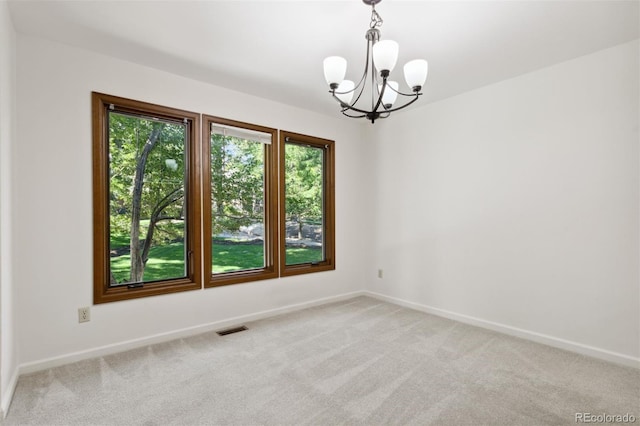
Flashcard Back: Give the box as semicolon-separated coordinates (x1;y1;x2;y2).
210;134;265;235
284;143;323;223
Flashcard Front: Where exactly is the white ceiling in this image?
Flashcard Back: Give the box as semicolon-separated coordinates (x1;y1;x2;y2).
8;0;640;118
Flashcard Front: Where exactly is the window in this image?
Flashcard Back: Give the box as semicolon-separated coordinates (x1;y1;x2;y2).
93;94;335;303
202;116;279;286
280;131;335;276
92;92;201;304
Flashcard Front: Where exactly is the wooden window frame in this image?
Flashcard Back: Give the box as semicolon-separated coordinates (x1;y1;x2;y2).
279;131;336;277
202;115;280;287
92;92;202;304
93;93;336;302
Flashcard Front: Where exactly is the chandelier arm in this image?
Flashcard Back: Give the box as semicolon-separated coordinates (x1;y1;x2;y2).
350;39;373;107
341;110;367;118
350;67;369;107
373;69;384;87
332;89;356;98
395;91;422;97
332;92;378;115
333;81;419;116
334;37;373;108
380;93;421;114
371;76;388;114
334;49;370;98
385;83;422;98
370;57;377;110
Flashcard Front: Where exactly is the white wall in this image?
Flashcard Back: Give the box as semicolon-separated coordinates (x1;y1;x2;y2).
14;35;370;367
0;0;18;415
368;40;640;365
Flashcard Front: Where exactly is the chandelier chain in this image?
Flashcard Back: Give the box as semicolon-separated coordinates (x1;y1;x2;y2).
370;6;383;29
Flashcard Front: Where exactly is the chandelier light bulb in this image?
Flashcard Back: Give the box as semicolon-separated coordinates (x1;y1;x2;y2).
323;56;347;88
335;80;355;105
372;40;399;74
378;81;399;107
403;59;429;92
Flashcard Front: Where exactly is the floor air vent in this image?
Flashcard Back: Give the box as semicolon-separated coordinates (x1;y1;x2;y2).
216;326;248;336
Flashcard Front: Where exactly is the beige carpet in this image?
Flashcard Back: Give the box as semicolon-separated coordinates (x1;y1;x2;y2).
4;296;639;425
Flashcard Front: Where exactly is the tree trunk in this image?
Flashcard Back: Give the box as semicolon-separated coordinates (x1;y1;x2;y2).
140;188;184;266
129;124;164;282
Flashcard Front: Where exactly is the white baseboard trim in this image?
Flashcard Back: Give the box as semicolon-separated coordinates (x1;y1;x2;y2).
1;365;19;418
19;290;365;375
365;291;640;369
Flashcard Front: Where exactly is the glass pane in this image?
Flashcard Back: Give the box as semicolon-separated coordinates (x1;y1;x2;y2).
211;128;266;273
108;112;187;286
284;143;324;265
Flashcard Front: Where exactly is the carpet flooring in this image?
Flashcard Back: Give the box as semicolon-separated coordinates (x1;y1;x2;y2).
3;296;639;425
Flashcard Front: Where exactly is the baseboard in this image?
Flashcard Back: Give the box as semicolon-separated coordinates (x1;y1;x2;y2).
19;290;365;375
16;288;636;391
365;291;640;369
1;365;19;418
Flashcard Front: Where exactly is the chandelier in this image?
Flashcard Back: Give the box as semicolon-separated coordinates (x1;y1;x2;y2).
323;0;428;124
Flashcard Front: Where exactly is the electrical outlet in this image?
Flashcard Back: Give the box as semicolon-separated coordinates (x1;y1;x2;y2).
378;269;383;279
78;307;90;323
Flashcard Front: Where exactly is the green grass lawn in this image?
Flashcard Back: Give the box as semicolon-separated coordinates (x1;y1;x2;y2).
110;242;187;283
285;246;323;265
110;239;323;283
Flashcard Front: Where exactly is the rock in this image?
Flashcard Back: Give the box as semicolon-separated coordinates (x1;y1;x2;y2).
302;224;323;241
